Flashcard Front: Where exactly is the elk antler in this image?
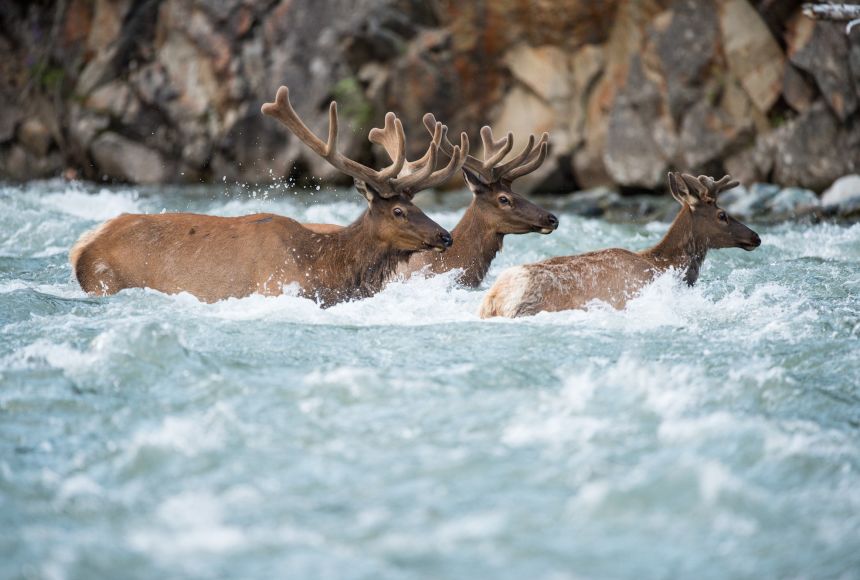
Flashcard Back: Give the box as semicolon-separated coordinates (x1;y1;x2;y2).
262;86;463;198
371;113;469;196
423;113;549;184
696;174;739;202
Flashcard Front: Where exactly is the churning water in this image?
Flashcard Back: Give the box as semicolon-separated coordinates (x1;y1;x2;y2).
1;181;859;579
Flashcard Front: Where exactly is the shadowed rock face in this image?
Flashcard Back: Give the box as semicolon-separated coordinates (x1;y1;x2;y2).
0;0;857;193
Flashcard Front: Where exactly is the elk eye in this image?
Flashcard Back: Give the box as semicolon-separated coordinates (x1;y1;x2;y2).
498;196;510;206
393;207;404;217
718;211;728;222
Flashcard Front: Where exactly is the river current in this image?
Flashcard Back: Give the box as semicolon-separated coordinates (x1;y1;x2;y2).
1;181;859;579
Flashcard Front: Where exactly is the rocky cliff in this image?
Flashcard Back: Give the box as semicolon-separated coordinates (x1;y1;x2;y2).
1;0;858;193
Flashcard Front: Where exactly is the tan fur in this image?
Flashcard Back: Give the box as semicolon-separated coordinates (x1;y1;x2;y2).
480;173;761;318
303;223;344;234
69;219;114;273
70;197;449;305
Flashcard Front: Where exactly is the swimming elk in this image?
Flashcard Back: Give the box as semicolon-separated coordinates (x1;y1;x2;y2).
398;115;558;287
479;173;761;318
70;86;465;305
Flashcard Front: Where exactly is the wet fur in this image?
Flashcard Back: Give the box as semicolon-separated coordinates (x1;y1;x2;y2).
480;201;757;318
71;212;414;306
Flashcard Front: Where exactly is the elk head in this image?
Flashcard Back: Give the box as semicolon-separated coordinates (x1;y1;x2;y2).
424;114;559;235
668;172;761;251
262;86;466;252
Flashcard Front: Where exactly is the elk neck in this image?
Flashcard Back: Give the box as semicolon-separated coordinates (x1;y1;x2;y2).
308;212;411;305
434;199;504;287
639;204;708;285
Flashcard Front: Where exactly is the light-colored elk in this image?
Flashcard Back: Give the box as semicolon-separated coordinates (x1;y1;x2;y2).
479;173;761;318
70;86;465;306
305;115;558;287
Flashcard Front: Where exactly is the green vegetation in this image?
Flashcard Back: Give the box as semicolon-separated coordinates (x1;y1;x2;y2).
332;77;373;127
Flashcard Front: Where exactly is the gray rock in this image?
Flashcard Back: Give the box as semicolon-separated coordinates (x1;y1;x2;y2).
679;100;750;170
821;175;860;217
604;58;668;188
565;187;621;217
0;144;63;180
90;132;167;184
722;183;780;218
654;0;718;121
771;102;860;192
17;118;54;156
766;187;820;217
791;21;858;122
0;90;22;144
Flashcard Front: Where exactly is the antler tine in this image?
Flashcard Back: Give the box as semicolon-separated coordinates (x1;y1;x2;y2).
680;173;708;195
502;138;549;182
494;133;536;180
699;174;739;195
419;132;468;190
262;86;384;190
406;121;443;171
392;129;469;193
480;126;514;169
390;134;438;193
372;114;406;181
424;113;487;181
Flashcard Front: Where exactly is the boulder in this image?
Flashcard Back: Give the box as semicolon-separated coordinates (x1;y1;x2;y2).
766;186;820;218
789;18;858;122
564;187;622;217
90;132;167;183
504;44;570;104
17;118;54;157
653;0;719;121
84;81;138;121
717;0;784;113
771;102;860;191
492;85;558;193
678;99;750;171
720;183;780;218
603;57;669;188
821;175;860;217
0;144;63;180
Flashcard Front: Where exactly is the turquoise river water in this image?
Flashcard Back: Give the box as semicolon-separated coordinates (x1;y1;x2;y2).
1;181;859;579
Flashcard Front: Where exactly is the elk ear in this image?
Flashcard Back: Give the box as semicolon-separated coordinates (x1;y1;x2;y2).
462;168;492;195
679;173;709;206
667;172;688;206
354;179;377;203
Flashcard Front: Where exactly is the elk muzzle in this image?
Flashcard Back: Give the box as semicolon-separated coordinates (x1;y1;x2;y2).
539;213;560;234
740;231;761;251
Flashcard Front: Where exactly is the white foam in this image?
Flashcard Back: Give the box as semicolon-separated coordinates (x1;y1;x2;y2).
41;187;142;221
128;490;246;557
171;269;482;326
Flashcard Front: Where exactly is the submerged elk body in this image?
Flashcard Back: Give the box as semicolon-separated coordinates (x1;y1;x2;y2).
70;86;464;305
479;173;761;318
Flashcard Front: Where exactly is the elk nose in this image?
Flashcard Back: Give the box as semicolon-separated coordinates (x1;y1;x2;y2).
751;233;761;247
546;213;559;229
439;231;453;247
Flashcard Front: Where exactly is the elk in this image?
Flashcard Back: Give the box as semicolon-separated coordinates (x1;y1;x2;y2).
304;116;559;287
70;86;465;306
479;173;761;318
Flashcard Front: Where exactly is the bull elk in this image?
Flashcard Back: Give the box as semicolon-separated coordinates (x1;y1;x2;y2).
479;173;761;318
396;115;559;287
305;116;559;288
70;86;465;306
